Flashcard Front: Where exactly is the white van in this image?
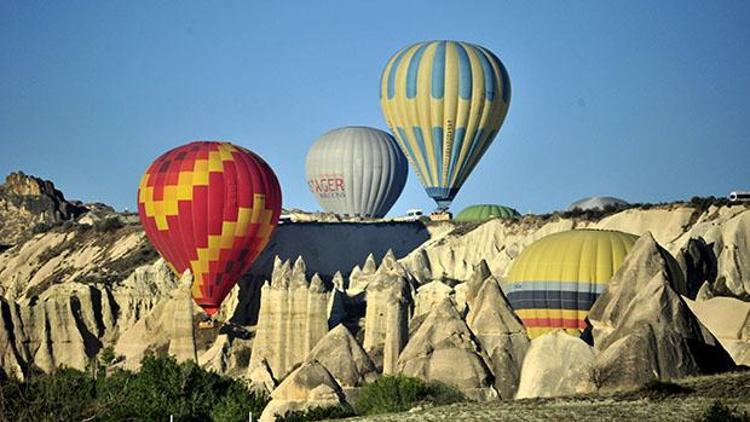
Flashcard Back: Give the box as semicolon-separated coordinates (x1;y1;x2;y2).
405;209;424;220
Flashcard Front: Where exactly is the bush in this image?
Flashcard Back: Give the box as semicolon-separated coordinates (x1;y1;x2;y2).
700;400;750;422
355;375;464;416
31;222;53;234
93;217;123;232
637;379;693;399
276;404;356;421
0;367;97;421
0;354;269;421
211;383;269;422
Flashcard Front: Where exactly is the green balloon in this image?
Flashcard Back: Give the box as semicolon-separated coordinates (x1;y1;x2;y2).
455;204;520;222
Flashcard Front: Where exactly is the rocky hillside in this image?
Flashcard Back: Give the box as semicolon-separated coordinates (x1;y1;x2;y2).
0;172;88;247
0;172;748;419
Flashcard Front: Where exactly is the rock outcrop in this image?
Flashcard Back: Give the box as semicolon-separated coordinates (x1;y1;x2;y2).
167;271;197;363
413;280;453;318
0;171;88;246
587;233;735;389
454;260;492;314
685;296;750;366
397;299;497;401
587;232;685;340
115;270;202;369
305;324;377;399
466;277;529;399
259;361;346;422
362;255;411;374
0;297;29;379
247;358;277;394
20;282;118;372
515;330;597;399
249;257;330;380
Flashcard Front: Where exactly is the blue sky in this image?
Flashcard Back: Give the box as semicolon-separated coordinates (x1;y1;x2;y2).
1;1;748;215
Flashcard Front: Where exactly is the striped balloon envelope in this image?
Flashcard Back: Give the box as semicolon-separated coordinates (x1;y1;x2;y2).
137;141;282;316
380;40;511;210
505;229;639;338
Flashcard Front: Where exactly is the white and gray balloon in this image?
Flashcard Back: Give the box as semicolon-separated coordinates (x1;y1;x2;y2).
305;127;408;218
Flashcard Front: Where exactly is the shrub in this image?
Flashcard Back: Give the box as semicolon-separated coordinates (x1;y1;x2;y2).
700;400;750;422
0;367;97;421
93;217;123;232
0;353;269;421
31;223;52;234
211;382;269;422
637;379;693;399
355;375;464;416
276;404;356;421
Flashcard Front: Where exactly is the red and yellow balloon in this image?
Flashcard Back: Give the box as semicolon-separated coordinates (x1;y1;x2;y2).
137;141;281;316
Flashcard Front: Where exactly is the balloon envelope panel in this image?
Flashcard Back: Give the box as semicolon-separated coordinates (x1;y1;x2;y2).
137;141;282;315
455;204;520;222
380;40;511;210
305;127;408;218
505;229;638;338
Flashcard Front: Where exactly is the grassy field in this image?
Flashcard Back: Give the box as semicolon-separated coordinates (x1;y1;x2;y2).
350;371;750;421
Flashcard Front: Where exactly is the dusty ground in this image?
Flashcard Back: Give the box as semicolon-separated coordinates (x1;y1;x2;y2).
350;371;750;421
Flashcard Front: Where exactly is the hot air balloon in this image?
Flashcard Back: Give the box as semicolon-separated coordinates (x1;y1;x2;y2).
455;204;520;222
380;40;511;211
305;126;408;218
137;141;281;317
567;196;628;212
505;229;685;338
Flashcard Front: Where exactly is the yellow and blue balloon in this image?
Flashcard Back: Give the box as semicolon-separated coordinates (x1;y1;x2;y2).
380;40;511;210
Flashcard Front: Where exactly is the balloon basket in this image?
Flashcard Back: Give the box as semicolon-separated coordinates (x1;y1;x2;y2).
198;319;216;330
429;211;453;221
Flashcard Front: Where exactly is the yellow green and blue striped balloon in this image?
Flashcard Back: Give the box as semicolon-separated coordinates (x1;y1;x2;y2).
379;40;511;210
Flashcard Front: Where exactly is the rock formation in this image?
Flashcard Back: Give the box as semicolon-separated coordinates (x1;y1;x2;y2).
20;282;118;372
259;361;346;422
249;257;330;380
247;358;277;394
0;171;88;246
115;270;203;369
515;330;597;399
166;271;197;363
466;277;529;399
454;259;492;314
413;280;453;318
362;255;411;373
0;173;747;416
587;233;735;389
0;297;28;379
305;324;377;400
397;298;498;401
587;232;685;340
678;237;718;299
684;296;750;366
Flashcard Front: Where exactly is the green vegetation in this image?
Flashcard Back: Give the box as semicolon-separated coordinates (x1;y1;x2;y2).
93;216;124;232
277;404;357;421
0;354;268;421
354;375;465;416
701;400;750;422
347;371;750;421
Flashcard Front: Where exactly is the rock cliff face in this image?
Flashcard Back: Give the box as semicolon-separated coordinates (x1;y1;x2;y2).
397;299;498;401
249;257;330;380
402;204;750;298
585;233;734;390
466;277;529;399
0;172;748;412
0;172;87;246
